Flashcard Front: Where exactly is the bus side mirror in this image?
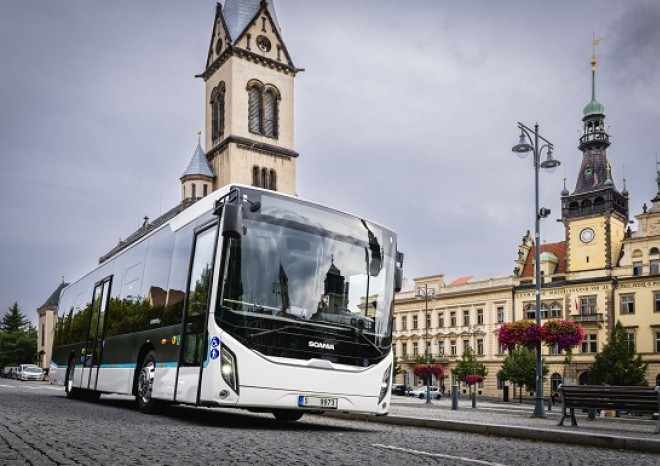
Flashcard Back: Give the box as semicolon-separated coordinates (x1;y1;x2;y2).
394;251;404;293
221;203;243;238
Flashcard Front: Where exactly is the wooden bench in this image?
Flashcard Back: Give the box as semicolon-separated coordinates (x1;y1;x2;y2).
557;384;660;433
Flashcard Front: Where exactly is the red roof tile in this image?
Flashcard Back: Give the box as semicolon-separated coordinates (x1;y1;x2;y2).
520;241;566;278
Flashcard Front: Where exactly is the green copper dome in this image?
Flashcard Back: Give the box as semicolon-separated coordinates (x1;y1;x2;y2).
583;97;605;116
539;251;558;264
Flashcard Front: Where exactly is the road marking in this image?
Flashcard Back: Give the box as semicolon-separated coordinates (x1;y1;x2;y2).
0;384;63;391
373;444;510;466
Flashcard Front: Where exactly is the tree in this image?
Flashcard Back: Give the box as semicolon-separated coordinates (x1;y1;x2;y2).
589;321;648;386
451;347;487;396
0;303;37;368
498;347;549;403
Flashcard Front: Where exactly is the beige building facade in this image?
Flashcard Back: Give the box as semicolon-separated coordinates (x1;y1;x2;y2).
394;56;660;398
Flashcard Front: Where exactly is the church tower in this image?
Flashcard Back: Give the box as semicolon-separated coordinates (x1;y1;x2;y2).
561;48;629;274
197;0;300;195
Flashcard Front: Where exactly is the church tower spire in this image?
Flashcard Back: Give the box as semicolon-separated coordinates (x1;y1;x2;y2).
197;0;301;196
561;41;629;273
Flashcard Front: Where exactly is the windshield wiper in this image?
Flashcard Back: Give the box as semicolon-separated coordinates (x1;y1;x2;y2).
247;325;298;339
315;321;384;356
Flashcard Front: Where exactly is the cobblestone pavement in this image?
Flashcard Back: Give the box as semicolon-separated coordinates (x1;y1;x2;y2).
1;380;659;465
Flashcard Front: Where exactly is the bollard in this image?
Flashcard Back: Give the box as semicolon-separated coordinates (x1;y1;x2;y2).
587;408;596;420
547;396;553;411
451;385;459;410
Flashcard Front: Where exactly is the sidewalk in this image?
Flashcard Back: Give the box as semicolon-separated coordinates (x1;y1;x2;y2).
324;396;660;454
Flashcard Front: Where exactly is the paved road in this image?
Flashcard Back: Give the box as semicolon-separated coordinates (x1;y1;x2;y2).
1;380;659;465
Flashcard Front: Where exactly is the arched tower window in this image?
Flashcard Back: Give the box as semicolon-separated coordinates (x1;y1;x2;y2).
192;184;197;200
247;80;279;139
210;82;226;141
269;170;277;191
252;166;260;187
261;168;267;188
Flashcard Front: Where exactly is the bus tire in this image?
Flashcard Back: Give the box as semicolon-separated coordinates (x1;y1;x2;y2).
136;351;160;414
65;360;80;400
272;410;304;422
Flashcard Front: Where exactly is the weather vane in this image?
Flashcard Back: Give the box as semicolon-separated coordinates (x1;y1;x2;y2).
592;32;601;70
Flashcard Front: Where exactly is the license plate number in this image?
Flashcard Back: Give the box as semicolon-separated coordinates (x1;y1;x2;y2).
298;396;338;409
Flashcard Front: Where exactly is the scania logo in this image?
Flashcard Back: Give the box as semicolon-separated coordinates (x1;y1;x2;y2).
308;341;335;350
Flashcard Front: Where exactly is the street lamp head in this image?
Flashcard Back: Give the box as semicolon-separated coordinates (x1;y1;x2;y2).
512;131;533;157
540;147;560;173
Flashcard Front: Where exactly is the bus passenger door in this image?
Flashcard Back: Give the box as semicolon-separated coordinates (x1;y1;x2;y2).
175;226;217;404
84;277;111;391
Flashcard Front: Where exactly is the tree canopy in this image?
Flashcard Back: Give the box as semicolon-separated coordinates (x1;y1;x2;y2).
451;346;487;383
498;347;548;392
0;303;37;367
589;321;648;386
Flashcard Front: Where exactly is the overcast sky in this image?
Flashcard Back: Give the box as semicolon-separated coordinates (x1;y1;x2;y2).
2;0;660;322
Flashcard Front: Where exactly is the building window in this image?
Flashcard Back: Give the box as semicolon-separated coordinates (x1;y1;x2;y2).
497;306;504;323
192;184;196;199
247;81;279;138
412;315;418;329
477;339;484;356
41;323;45;347
401;317;407;331
655;332;660;353
624;331;635;351
450;311;457;327
581;333;597;353
203;184;208;197
450;340;457;356
651;259;660;275
210;82;226;141
525;304;536;320
439;313;445;328
620;294;635;315
392;319;396;332
463;339;470;353
551;373;562;392
412;342;418;357
580;296;597;315
463;311;470;326
655;293;660;313
540;303;549;319
498;342;506;354
252;166;277;190
550;344;560;355
550;302;561;318
426;314;431;329
252;166;259;187
438;341;445;356
402;342;408;357
633;261;643;276
477;309;484;325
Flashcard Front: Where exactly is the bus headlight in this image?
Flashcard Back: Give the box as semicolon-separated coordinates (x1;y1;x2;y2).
379;364;392;403
221;346;238;393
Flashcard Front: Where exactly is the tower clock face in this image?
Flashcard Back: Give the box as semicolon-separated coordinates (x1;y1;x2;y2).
580;227;595;243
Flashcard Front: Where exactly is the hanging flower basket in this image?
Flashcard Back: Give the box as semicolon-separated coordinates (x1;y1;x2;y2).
498;321;543;350
413;363;444;378
465;375;484;386
542;320;584;352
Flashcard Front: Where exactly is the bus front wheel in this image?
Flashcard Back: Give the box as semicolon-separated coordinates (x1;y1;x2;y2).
136;351;160;414
65;360;80;400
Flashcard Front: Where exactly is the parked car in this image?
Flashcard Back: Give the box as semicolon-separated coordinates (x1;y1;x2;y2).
391;384;411;396
408;386;442;399
18;364;44;381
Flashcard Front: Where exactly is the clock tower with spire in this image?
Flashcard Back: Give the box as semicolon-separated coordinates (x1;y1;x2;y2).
561;48;629;275
197;0;301;195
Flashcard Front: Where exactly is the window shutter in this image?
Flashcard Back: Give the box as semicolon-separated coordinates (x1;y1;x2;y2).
263;91;277;137
248;87;261;133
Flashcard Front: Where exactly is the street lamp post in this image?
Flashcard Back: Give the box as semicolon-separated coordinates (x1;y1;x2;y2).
512;122;560;418
416;284;436;404
470;326;477;408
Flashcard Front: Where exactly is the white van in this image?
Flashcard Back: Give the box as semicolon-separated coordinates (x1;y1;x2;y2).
19;364;44;381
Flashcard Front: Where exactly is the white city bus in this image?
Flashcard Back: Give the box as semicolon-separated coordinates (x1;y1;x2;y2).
51;185;402;420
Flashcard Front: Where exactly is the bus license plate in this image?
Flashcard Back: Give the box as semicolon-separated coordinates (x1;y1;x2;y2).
298;396;338;409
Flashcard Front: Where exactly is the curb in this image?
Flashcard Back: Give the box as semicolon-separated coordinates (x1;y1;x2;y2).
322;412;660;454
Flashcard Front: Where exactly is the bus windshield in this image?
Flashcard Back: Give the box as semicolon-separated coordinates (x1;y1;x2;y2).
216;190;396;366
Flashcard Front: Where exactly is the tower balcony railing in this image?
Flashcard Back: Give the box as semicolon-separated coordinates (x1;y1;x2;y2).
579;132;610;146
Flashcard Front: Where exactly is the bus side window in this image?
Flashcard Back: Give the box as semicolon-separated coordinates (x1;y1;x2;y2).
163;223;195;326
140;228;175;328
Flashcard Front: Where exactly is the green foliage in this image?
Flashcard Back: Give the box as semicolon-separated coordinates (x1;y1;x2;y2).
589;321;648;386
0;303;37;367
498;347;548;391
393;356;402;376
413;354;436;365
451;346;487;383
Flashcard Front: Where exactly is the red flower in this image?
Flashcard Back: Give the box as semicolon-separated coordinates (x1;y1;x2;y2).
413;364;445;378
542;320;584;352
498;321;543;350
